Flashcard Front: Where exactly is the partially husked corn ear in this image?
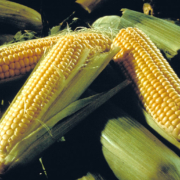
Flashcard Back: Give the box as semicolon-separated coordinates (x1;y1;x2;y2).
0;35;60;80
0;32;112;173
113;27;180;141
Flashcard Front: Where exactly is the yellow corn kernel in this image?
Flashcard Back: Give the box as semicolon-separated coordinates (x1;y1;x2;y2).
14;62;21;69
0;32;112;171
113;27;180;141
4;72;10;78
2;65;8;72
0;32;111;81
14;69;20;76
19;60;25;68
0;35;61;80
0;73;4;79
20;68;26;74
9;69;15;77
25;66;31;72
9;63;15;69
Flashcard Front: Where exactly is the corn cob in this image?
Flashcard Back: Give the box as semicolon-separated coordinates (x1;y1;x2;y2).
0;31;113;173
0;32;111;81
112;27;180;142
0;35;60;80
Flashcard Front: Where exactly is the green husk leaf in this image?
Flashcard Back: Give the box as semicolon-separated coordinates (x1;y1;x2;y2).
48;92;103;125
77;172;105;180
101;103;180;180
140;107;180;149
4;79;131;174
119;9;180;59
92;15;121;37
92;9;180;59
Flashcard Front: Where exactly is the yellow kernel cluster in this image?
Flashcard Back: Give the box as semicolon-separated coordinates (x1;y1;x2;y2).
0;32;112;158
113;27;180;141
0;36;60;80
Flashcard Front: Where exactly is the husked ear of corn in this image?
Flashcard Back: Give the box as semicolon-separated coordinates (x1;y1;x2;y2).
0;30;119;173
0;35;61;82
112;27;180;143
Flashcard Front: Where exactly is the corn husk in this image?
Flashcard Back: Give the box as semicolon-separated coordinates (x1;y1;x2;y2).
140;106;180;149
92;9;180;60
0;1;42;33
75;0;103;13
92;15;121;38
100;103;180;180
77;172;105;180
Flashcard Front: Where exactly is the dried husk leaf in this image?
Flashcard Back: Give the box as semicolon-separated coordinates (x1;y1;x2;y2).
76;0;103;13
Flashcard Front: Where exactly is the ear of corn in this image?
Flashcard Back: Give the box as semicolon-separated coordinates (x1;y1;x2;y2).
112;27;180;145
0;35;61;83
0;30;119;174
101;103;180;180
2;79;127;175
0;30;114;84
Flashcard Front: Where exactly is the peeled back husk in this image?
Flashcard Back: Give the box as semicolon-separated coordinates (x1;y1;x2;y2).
101;104;180;180
92;9;180;60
